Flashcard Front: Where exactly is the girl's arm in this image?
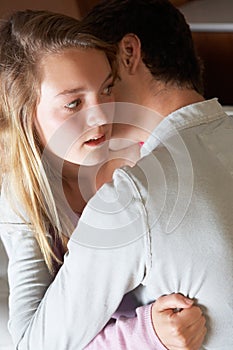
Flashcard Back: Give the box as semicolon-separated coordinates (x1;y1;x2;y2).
2;228;163;350
86;296;206;350
86;304;166;349
1;228;205;350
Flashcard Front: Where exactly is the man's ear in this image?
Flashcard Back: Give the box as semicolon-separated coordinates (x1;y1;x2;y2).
118;34;141;74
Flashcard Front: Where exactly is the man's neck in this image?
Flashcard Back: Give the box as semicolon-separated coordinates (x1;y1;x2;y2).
113;74;204;144
130;85;205;143
145;84;205;118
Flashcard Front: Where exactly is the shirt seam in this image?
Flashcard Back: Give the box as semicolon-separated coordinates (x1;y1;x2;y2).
116;168;152;282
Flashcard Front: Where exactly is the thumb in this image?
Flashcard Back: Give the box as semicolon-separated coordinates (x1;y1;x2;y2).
155;293;194;312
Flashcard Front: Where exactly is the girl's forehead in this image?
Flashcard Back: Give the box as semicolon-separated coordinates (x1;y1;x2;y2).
40;48;110;81
38;48;112;100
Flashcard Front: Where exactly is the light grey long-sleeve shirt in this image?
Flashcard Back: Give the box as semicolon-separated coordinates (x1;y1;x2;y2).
1;98;233;349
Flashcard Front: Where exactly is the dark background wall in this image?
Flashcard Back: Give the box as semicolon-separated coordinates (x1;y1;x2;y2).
0;0;81;19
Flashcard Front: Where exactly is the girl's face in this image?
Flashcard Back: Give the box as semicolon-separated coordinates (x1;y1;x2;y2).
35;48;114;166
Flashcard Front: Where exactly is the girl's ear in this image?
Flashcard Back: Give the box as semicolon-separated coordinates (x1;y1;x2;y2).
118;33;141;74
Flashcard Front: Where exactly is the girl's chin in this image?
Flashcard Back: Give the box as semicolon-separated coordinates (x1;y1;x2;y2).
65;146;110;167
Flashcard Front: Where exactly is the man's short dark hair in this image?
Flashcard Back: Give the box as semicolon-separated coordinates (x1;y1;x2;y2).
81;0;203;93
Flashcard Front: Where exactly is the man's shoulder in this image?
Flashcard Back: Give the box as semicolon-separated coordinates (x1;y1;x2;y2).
72;166;149;249
88;166;144;214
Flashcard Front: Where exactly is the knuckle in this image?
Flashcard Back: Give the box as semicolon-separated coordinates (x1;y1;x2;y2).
202;315;207;325
193;305;202;315
198;315;206;329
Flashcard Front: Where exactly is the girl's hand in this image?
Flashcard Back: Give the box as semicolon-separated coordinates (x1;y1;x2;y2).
152;293;207;350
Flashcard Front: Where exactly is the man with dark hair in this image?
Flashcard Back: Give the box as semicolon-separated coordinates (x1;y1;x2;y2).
81;0;203;93
67;1;233;348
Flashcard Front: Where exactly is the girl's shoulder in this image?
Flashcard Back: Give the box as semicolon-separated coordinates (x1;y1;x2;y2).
0;182;28;225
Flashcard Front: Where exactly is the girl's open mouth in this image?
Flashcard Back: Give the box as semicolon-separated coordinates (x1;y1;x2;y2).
84;135;106;147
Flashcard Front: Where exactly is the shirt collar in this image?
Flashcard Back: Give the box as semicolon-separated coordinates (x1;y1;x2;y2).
141;98;227;157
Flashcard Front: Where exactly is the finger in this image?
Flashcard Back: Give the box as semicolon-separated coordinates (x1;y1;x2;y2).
184;316;207;350
171;305;203;326
165;315;206;350
192;324;207;350
155;293;194;312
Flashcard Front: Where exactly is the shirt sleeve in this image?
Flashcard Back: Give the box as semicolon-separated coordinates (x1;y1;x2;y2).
1;169;154;349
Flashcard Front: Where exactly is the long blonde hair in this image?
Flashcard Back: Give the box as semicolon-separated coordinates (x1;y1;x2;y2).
0;10;116;274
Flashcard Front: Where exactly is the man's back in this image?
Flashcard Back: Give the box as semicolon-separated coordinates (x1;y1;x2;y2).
68;99;232;348
128;99;233;349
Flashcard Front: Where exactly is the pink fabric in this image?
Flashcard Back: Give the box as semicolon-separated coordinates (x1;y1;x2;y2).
85;304;167;349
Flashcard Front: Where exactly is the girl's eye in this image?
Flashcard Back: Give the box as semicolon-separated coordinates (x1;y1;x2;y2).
102;83;114;96
65;98;81;111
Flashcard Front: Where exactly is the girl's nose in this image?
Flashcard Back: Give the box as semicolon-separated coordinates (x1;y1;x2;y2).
86;104;109;127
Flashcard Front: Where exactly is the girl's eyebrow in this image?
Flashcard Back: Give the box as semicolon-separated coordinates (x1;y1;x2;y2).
55;72;113;98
